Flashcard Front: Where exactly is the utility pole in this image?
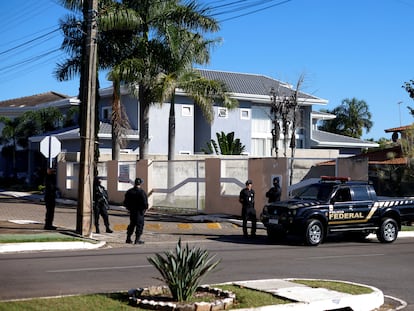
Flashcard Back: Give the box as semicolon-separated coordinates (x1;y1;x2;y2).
76;0;98;236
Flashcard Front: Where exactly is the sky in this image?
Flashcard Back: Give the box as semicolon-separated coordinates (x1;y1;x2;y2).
1;0;413;141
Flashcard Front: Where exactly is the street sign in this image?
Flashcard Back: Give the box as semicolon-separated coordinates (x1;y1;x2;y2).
40;136;61;167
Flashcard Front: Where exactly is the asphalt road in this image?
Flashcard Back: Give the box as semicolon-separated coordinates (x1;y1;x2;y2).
1;234;414;310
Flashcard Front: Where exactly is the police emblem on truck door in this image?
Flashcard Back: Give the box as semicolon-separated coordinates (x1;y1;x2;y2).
328;187;372;225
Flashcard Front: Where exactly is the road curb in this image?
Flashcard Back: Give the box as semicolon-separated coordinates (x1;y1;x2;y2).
0;240;106;253
230;278;384;311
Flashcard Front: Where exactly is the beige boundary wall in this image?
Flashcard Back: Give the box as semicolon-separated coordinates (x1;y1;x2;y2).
204;158;289;216
56;156;367;217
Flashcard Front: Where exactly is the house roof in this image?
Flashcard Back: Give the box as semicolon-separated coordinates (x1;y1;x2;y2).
0;92;71;108
311;129;379;148
384;124;413;133
317;145;407;166
196;69;327;105
29;122;139;143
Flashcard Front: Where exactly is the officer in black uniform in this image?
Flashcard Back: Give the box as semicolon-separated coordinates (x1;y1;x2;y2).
266;177;281;203
44;168;57;230
124;177;148;244
239;179;256;238
93;177;113;234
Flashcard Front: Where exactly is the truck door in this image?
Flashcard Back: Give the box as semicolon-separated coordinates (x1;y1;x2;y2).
328;186;374;228
350;185;376;225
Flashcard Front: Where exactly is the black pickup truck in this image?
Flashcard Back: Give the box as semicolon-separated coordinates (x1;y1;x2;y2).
260;176;414;246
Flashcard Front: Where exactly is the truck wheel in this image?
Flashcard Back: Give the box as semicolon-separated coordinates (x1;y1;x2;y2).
305;219;324;246
377;218;398;243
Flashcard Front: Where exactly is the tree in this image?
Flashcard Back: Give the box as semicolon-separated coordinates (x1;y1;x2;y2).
203;131;246;155
319;98;373;139
107;67;131;160
0;108;65;178
102;0;221;160
269;75;305;185
403;80;414;100
0;116;22;178
156;28;237;161
56;0;133;161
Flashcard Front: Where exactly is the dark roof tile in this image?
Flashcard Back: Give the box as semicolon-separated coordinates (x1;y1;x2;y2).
0;92;70;108
196;69;323;101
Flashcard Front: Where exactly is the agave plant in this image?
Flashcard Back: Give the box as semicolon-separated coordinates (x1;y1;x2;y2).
147;239;220;301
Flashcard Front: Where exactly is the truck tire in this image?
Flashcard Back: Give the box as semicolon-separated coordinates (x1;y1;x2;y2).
305;219;324;246
377;218;398;243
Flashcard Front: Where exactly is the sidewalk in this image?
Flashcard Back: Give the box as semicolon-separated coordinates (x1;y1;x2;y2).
0;190;408;310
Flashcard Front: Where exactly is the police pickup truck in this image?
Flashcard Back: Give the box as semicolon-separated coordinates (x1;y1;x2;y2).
260;176;414;246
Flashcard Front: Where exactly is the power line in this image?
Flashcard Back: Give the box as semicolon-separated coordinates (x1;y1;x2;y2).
215;0;293;22
0;0;293;84
0;28;60;56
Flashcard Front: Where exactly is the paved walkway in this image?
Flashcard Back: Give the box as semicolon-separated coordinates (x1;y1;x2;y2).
0;191;409;310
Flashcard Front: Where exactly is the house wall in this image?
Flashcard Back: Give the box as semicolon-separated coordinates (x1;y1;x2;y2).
174;95;196;155
58;157;291;217
336;157;369;181
148;103;169;155
209;101;252;154
194;105;211;153
121;95;139;130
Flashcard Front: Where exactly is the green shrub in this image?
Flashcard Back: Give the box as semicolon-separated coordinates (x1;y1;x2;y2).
147;238;220;301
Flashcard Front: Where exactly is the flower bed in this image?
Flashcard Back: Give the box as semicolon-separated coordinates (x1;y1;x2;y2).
128;285;236;311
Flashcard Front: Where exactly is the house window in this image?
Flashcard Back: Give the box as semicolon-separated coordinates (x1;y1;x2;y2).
251;137;272;157
218;107;228;118
240;108;250;120
182;105;192;117
102;107;111;122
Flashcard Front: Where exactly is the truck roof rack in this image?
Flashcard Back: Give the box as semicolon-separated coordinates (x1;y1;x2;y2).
320;176;350;183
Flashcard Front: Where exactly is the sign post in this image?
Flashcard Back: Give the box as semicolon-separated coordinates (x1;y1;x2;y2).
40;136;61;168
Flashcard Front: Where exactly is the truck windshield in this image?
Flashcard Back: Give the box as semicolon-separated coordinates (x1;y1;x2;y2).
292;183;336;201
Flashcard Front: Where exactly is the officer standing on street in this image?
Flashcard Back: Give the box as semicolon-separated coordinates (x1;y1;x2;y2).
266;177;281;203
239;179;256;238
44;168;57;230
124;177;148;244
93;177;113;234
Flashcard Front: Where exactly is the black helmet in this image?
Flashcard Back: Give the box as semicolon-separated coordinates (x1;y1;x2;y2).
135;177;144;185
245;179;252;185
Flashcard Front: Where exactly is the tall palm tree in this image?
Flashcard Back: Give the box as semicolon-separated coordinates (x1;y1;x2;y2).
107;67;130;160
55;0;134;161
103;0;221;159
320;98;373;139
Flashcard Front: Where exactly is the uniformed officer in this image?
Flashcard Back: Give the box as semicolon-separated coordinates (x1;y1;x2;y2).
124;177;148;244
266;177;281;203
239;179;256;238
44;168;57;230
93;177;113;234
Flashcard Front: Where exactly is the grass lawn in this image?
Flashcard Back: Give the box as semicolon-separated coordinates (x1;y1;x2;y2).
0;233;97;244
0;281;374;311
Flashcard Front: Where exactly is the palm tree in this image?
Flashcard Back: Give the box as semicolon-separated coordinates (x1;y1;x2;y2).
107;67;130;160
0;108;64;178
103;0;221;160
319;98;373;139
0;116;22;178
56;0;134;161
